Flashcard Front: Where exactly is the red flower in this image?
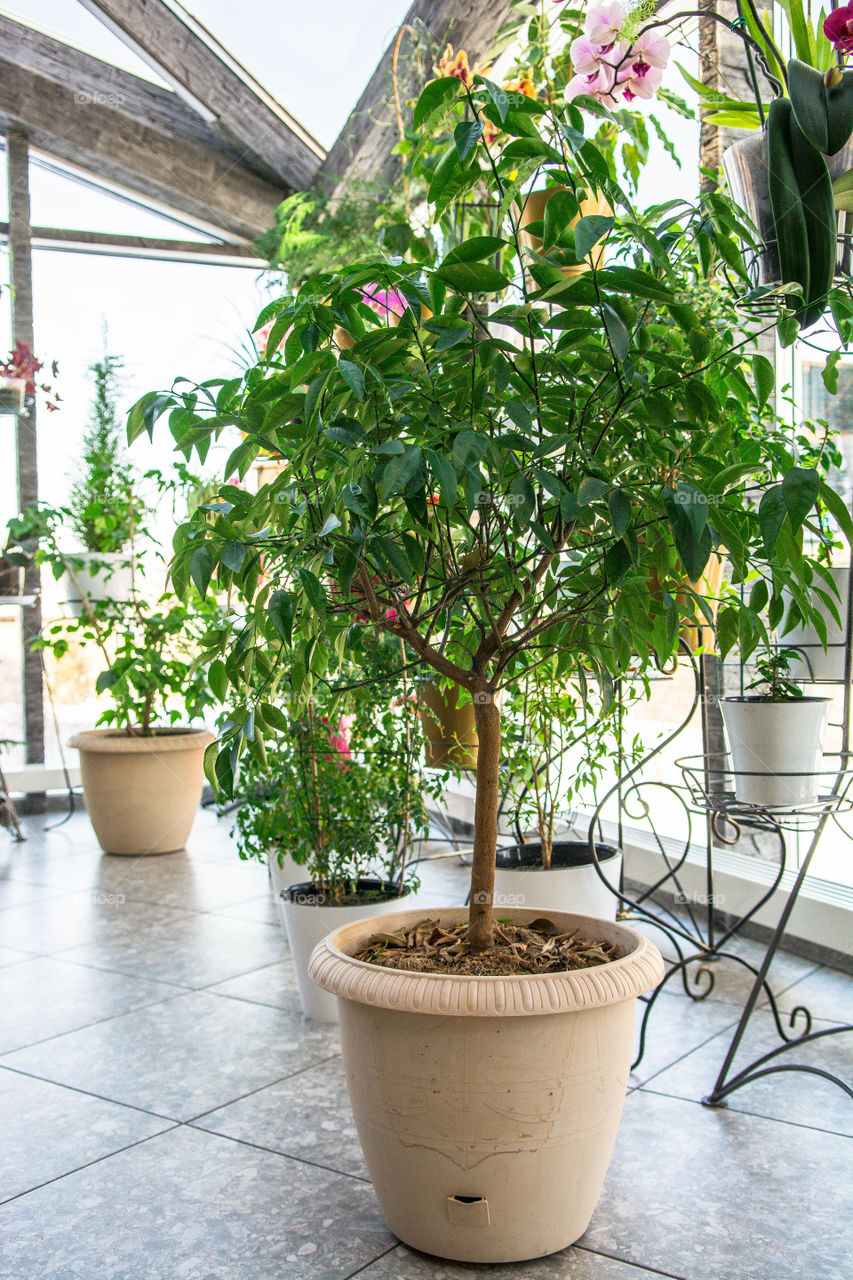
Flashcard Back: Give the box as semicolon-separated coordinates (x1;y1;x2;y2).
824;5;853;53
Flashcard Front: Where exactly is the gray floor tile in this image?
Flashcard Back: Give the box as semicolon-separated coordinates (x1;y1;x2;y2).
1;989;339;1121
207;958;302;1014
209;891;281;925
0;1067;172;1202
91;847;270;911
56;909;285;987
773;963;853;1024
355;1243;676;1279
0;891;184;956
0;1125;393;1280
630;990;739;1086
0;955;182;1053
0;877;70;911
0;945;31;968
645;1008;853;1136
194;1054;365;1178
581;1090;853;1280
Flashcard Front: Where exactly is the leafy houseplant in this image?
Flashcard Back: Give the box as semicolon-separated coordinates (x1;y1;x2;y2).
231;644;443;1020
721;647;832;807
37;593;218;855
128;45;848;1262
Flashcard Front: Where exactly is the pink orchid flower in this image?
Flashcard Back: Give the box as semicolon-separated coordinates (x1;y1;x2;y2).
825;4;853;53
627;30;671;71
618;56;662;101
586;2;627;47
567;63;617;101
570;34;626;75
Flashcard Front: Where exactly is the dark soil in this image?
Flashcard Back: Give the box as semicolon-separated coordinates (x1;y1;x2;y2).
353;917;621;976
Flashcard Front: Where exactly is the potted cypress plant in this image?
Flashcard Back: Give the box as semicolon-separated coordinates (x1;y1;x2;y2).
128;57;848;1264
62;352;141;615
721;646;832;807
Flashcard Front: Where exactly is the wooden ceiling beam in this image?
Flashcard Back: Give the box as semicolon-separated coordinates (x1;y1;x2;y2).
0;224;265;266
0;57;285;242
319;0;516;194
77;0;325;188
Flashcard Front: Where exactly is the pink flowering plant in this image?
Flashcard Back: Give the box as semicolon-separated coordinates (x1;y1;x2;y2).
0;341;61;412
229;635;445;903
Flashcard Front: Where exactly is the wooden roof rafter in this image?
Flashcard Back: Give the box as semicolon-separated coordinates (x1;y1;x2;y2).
76;0;326;189
0;13;287;242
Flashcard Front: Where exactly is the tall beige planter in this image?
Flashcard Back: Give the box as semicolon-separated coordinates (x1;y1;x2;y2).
310;906;663;1263
70;727;214;855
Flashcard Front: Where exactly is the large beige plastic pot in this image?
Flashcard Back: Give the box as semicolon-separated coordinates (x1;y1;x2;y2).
69;727;215;855
310;905;664;1263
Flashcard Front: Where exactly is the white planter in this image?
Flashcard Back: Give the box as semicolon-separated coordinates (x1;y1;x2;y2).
279;880;409;1022
493;840;621;920
721;696;831;808
63;551;134;617
0;377;27;416
267;850;302;899
784;566;850;682
309;905;664;1263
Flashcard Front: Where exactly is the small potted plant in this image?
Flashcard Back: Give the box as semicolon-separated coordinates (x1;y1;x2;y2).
721;647;832;808
62;353;142;615
0;341;60;416
38;592;218;854
231;642;444;1021
493;660;640;918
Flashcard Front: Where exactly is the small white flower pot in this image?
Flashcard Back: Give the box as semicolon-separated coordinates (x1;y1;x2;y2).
493;840;621;920
721;696;831;808
63;551;134;617
0;377;27;416
279;879;410;1022
784;566;850;682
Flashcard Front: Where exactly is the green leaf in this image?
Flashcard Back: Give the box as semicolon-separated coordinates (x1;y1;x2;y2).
832;167;853;211
221;541;246;572
541;190;579;250
338;359;365;401
413;76;460;129
189;546;215;598
759;485;787;552
298;568;326;616
607;489;631;537
574;214;614;263
454;120;484;162
602;304;629;361
426;448;457;507
578;477;610;506
381;446;422;499
752;353;775;408
788;59;853;156
208;659;229;702
597;266;675;302
434;261;511;294
782;466;820;531
268;589;293;643
442;236;508;265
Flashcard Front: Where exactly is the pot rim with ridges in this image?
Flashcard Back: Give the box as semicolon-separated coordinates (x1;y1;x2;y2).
69;727;215;754
309;905;664;1018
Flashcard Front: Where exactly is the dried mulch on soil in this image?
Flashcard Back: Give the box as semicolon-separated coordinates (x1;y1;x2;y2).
353;917;621;976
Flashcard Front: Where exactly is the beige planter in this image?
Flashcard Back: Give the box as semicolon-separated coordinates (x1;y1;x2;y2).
518;186;611;275
310;905;664;1263
419;681;478;770
69;727;215;855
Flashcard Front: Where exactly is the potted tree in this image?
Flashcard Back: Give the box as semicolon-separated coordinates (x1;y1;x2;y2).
62;352;141;615
37;592;218;854
128;59;847;1263
721;646;832;807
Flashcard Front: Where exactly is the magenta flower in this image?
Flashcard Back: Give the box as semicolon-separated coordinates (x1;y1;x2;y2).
359;285;407;322
825;4;853;53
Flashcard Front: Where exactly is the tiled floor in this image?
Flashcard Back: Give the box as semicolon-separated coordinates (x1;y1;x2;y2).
1;808;851;1280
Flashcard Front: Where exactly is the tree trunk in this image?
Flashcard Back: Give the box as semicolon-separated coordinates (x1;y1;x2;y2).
468;692;501;951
